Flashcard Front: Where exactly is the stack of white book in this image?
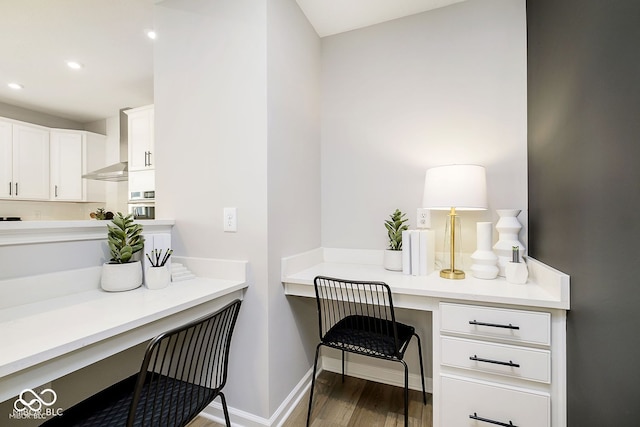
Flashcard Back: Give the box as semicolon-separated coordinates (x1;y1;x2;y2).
401;230;435;276
170;262;196;282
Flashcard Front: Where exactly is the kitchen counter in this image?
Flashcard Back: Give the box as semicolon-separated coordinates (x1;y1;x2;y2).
0;219;175;246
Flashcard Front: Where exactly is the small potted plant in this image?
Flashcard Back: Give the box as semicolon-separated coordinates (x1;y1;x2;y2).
100;212;145;292
384;209;408;271
89;208;114;220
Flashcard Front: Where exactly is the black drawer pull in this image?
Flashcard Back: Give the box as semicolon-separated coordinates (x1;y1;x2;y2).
469;320;520;330
470;412;517;426
470;355;520;368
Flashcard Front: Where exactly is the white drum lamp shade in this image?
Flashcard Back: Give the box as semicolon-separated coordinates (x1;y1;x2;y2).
422;165;488;211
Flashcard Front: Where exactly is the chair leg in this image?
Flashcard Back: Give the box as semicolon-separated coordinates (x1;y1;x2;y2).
413;333;427;404
306;344;322;427
218;392;231;427
341;350;345;382
401;360;409;427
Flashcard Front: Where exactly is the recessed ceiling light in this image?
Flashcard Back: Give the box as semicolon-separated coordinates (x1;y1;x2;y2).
8;83;23;90
67;61;83;70
146;30;157;40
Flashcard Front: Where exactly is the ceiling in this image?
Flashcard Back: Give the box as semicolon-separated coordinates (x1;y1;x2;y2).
0;0;463;124
0;0;155;124
296;0;465;37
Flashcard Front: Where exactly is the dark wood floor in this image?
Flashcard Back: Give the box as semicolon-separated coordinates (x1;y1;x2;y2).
187;370;432;426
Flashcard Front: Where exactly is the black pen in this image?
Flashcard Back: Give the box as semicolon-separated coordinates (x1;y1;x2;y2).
160;249;173;267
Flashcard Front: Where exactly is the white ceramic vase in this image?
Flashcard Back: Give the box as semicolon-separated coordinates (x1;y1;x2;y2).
145;265;171;290
101;260;143;292
383;250;403;271
493;209;526;277
470;222;499;280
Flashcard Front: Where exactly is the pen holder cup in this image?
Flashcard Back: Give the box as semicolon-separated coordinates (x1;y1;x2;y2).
505;261;528;285
145;265;171;290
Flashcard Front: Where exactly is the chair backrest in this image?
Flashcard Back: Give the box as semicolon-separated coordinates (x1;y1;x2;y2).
127;299;242;426
313;276;401;357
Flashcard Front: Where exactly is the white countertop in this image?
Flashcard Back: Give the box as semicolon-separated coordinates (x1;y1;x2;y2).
0;257;248;402
282;248;570;310
0;277;245;379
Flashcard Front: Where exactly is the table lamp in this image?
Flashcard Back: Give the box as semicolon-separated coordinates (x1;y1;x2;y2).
422;164;488;279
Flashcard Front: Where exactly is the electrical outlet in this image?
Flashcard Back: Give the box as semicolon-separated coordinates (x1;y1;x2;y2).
417;208;431;229
224;207;237;232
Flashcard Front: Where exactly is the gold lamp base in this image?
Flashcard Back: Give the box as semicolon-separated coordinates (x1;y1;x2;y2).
440;269;465;280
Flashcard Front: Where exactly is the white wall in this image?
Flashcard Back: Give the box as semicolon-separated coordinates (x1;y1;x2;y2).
0;102;82;129
321;0;528;257
154;0;270;418
311;0;526;397
155;0;322;418
266;0;321;415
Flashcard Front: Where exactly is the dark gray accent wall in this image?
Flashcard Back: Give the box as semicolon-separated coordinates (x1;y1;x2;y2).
527;1;640;425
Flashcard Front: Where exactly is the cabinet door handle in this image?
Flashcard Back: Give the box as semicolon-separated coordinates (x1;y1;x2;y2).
15;182;18;196
469;355;520;368
9;182;12;195
469;412;517;426
469;320;520;330
147;151;151;167
55;185;58;198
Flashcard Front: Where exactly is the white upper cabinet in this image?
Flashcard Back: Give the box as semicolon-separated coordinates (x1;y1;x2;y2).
0;120;50;200
50;130;84;201
1;116;108;204
126;105;154;172
0;120;12;198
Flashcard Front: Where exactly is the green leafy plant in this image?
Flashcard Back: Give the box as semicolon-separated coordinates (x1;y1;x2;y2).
385;209;409;251
107;213;145;263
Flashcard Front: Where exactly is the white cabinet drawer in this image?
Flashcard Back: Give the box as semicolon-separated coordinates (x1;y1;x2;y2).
441;336;551;383
441;375;550;427
440;303;551;346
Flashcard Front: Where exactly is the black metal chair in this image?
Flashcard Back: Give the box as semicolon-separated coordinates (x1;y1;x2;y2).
41;299;242;427
306;276;426;427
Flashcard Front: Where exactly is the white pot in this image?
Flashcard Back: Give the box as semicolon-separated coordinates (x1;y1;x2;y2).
101;260;143;292
145;266;171;290
470;222;499;280
505;261;529;285
383;249;403;271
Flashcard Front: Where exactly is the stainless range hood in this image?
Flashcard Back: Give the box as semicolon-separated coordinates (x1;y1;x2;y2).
82;161;128;182
83;109;129;182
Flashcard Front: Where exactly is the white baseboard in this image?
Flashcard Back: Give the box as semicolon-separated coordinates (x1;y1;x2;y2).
320;355;433;394
199;368;314;427
198;354;432;426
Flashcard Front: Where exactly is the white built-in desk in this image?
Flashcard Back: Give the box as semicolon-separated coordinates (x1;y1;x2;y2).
282;248;570;427
0;257;248;404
